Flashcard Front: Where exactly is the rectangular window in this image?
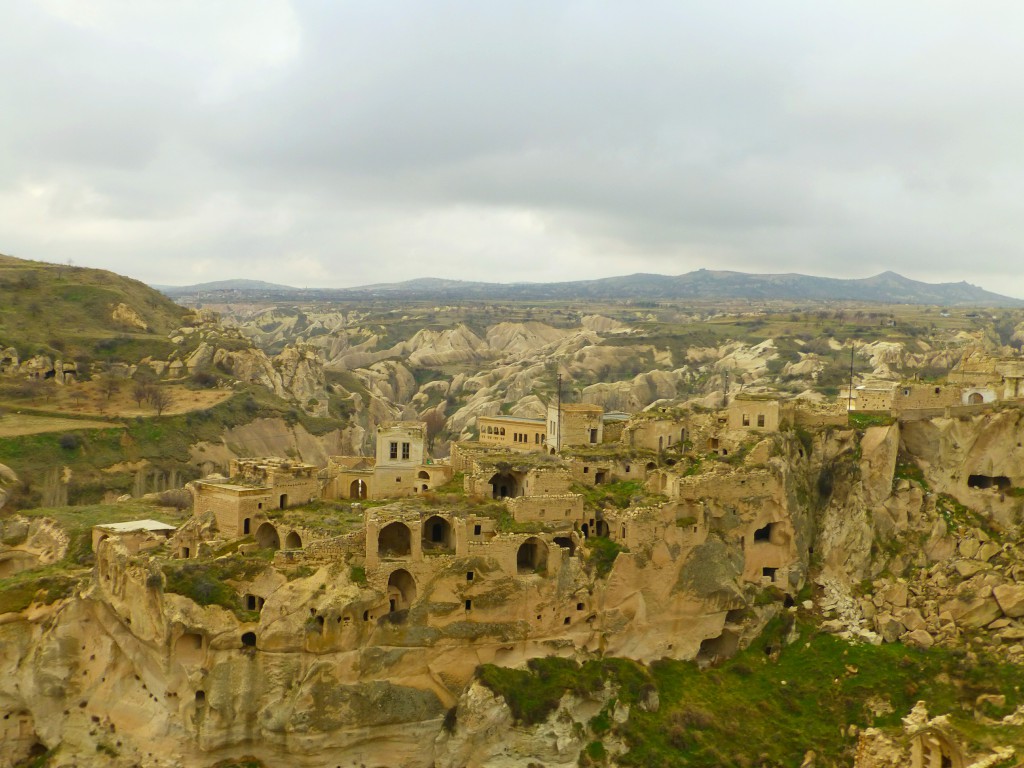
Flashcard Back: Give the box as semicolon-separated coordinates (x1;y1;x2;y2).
389;442;398;459
590;428;598;443
473;524;481;536
742;414;750;426
401;442;410;460
757;414;765;427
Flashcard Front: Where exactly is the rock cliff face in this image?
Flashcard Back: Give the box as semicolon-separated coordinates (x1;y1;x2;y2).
7;405;1024;765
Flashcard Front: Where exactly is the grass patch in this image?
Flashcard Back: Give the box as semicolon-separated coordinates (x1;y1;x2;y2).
161;550;274;620
611;617;1024;767
574;480;663;510
849;412;896;429
0;502;183;614
478;656;653;726
894;458;929;490
586;536;626;579
432;472;466;495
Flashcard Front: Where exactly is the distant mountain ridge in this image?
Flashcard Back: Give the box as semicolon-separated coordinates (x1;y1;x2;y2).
157;269;1023;306
154;278;296;293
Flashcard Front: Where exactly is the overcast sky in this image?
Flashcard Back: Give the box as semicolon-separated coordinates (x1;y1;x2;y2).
2;2;1023;295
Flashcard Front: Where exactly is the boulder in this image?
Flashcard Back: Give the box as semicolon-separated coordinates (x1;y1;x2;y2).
875;613;904;644
903;629;935;649
994;584;1024;618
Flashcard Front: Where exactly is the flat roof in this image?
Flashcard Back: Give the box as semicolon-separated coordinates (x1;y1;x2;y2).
195;481;268;492
478;414;545;424
96;519;177;533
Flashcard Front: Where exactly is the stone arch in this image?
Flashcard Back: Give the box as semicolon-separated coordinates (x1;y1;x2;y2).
517;536;548;574
255;522;280;550
95;534;109;551
911;727;963;768
285;531;302;549
241;631;257;648
967;392;984;405
422;515;453;551
645;461;657;472
387;568;416;611
488;471;523;499
417;470;430;480
378;522;411;558
350;478;368;499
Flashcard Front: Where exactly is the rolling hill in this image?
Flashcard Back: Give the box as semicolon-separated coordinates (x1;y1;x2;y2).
157;269;1023;306
0;253;191;361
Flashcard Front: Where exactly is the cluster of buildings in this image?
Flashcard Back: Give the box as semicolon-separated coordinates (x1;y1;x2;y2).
850;351;1024;415
98;393;842;612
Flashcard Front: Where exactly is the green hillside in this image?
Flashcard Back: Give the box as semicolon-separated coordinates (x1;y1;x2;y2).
0;253;191;363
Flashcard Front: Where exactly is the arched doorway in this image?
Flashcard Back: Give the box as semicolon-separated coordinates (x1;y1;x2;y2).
285;531;302;549
255;523;280;550
517;537;548;574
378;522;411;558
422;515;453;552
279;493;288;509
968;392;984;405
387;569;416;612
488;471;522;499
350;478;368;499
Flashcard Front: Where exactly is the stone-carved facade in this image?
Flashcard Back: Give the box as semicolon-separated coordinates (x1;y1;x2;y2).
326;420;453;500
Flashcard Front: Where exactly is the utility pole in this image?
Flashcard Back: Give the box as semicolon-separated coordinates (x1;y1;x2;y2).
556;373;562;452
848;346;855;412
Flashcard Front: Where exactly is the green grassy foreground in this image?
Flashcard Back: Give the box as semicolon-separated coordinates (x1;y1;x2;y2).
479;615;1024;767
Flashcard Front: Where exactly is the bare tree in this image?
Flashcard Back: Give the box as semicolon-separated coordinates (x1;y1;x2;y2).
99;375;121;401
423;409;447;453
149;387;172;416
131;380;153;408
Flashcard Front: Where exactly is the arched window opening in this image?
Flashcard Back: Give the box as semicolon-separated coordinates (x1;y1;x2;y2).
422;515;453;552
387;569;416;612
255;522;280;550
378;522;411;558
517;537;548;575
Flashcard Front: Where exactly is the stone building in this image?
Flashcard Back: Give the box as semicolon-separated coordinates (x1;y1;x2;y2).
326;421;452;501
477;414;547;452
547;402;604;452
892;383;962;411
621;413;689;453
851;382;897;411
191;458;320;540
726;393;793;432
92;519;177;555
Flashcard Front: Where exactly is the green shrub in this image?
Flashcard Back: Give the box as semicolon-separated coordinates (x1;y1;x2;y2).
586;536;626;579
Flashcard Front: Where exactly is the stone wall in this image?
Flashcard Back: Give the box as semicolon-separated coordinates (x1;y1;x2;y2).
506;494;584;524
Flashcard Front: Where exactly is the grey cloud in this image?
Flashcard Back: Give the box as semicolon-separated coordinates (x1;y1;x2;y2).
1;1;1023;295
